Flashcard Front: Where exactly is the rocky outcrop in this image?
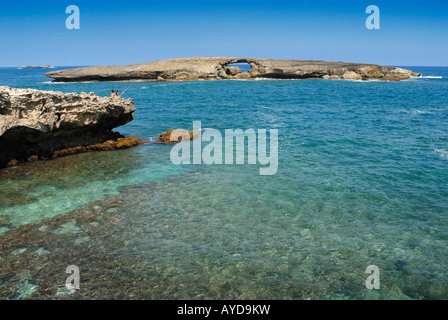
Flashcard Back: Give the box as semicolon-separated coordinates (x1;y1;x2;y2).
45;57;420;82
20;65;54;69
156;129;200;144
0;86;140;169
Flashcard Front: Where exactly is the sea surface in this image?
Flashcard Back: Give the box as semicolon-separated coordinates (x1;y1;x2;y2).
0;66;447;300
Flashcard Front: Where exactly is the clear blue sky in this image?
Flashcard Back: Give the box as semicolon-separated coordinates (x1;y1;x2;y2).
1;0;447;67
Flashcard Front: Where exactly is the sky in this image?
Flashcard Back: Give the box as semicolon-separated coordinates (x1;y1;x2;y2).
0;0;447;67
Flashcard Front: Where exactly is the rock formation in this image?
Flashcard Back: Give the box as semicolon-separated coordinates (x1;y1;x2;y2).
20;65;54;69
156;129;200;144
0;86;142;169
45;57;420;82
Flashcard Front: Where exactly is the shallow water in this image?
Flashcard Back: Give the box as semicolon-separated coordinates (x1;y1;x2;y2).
0;67;447;299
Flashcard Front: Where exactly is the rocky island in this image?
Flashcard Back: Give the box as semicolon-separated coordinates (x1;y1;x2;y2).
45;57;420;82
0;86;144;169
20;65;55;69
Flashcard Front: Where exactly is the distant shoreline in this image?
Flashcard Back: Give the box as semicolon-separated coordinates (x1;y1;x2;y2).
19;65;54;69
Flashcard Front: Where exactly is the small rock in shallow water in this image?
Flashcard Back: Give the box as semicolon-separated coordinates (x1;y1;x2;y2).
156;129;200;144
37;225;48;232
34;248;50;256
54;220;81;234
105;207;118;214
74;236;91;244
12;248;27;255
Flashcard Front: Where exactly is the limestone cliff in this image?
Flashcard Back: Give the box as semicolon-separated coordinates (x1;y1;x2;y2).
0;86;139;169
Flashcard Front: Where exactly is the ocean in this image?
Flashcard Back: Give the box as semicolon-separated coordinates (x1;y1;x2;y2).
0;66;447;299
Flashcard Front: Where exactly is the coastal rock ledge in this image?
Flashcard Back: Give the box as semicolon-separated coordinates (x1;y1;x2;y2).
45;57;420;82
0;86;142;169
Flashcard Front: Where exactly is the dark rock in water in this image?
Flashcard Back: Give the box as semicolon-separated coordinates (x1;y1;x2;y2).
45;57;420;82
0;86;140;169
394;260;407;270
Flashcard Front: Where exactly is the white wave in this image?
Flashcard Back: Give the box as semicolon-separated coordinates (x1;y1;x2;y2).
42;81;73;84
400;107;446;115
253;78;303;81
339;79;390;83
41;81;96;84
435;149;448;160
418;76;443;79
227;78;303;81
412;110;434;115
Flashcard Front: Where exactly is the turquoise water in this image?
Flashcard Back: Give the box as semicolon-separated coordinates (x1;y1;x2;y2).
0;67;447;299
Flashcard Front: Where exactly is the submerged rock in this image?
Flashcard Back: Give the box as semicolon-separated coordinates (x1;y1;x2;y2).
34;248;50;256
0;215;11;227
54;220;81;234
45;57;420;82
0;86;143;169
394;260;407;271
0;190;36;207
55;285;77;298
11;248;27;256
51;136;146;158
386;284;412;300
13;270;39;300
